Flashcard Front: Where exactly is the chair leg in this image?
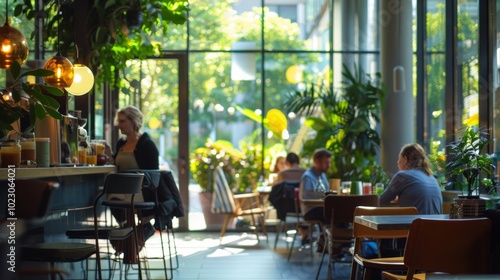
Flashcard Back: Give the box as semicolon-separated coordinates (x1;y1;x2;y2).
259;213;268;241
249;213;260;241
168;226;179;270
315;239;328;280
287;226;299;261
219;215;231;243
274;221;283;250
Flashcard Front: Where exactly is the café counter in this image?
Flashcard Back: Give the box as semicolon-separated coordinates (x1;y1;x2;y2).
0;165;117;180
0;165;117;218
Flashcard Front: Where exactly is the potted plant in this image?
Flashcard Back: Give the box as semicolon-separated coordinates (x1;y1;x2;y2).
444;126;495;216
283;63;386;182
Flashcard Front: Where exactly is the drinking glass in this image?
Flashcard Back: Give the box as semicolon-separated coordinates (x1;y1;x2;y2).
86;143;97;166
19;132;36;167
375;183;385;195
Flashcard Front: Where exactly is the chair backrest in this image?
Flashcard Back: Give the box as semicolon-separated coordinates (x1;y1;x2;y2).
15;180;60;220
211;166;236;214
403;218;491;278
324;195;379;240
103;172;144;195
268;180;300;220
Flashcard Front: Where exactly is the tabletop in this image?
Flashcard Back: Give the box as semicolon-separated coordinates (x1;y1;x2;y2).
354;214;450;230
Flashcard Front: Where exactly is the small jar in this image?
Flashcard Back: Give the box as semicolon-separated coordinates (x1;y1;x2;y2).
1;140;21;168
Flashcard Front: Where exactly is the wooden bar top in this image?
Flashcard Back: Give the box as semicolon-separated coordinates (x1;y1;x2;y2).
0;165;117;180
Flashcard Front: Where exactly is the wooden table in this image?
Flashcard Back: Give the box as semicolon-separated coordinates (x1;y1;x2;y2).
354;214;450;230
302;199;324;207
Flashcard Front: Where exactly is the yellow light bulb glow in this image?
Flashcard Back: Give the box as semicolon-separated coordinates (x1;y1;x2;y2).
43;54;74;88
0;23;28;69
65;63;94;96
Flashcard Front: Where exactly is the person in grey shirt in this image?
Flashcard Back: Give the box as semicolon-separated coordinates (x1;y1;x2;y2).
378;143;443;261
379;143;443;214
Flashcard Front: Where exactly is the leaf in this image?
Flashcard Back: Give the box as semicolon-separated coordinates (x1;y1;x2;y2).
34;103;46;120
10;61;21;80
19;68;54;78
38;85;65;97
46;107;63;120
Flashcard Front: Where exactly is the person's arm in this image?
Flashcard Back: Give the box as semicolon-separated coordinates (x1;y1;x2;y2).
379;173;403;204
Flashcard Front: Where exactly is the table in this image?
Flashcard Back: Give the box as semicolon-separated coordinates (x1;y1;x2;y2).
354;214;450;231
302;199;324;207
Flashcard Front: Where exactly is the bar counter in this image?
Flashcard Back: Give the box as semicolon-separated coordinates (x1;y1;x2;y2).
0;165;117;180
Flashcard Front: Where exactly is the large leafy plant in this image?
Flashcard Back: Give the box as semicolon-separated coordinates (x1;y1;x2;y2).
0;61;63;134
283;63;386;181
444;126;495;197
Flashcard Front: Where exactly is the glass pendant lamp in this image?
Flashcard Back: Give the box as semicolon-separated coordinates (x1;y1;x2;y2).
0;0;29;69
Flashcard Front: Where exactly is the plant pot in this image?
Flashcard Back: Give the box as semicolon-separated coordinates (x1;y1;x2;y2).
198;192;228;230
454;197;486;217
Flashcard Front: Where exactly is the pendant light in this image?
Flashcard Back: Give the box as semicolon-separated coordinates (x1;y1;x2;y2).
0;0;29;69
65;45;94;96
43;1;73;88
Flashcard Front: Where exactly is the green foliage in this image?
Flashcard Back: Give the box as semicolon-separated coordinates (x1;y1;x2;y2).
444;126;495;197
15;0;189;89
189;139;269;193
0;61;63;134
284;64;386;181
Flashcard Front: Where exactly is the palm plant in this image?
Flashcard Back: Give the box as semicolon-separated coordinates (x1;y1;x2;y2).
284;64;386;181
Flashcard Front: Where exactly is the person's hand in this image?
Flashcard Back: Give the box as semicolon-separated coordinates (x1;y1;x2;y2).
104;142;114;164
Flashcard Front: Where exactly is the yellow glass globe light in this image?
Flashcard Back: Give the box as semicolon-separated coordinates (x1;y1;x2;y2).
0;22;29;69
65;63;94;95
43;54;74;88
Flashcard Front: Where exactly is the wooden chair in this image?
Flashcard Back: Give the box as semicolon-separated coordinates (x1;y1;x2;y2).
382;217;491;280
212;166;268;243
351;206;419;280
316;194;379;280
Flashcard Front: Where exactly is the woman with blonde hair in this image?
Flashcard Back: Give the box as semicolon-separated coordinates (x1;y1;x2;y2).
379;143;442;214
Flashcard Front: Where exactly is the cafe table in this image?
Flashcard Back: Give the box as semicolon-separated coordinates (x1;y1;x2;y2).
354;214;450;231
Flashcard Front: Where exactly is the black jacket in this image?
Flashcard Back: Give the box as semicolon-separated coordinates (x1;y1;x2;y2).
114;133;159;169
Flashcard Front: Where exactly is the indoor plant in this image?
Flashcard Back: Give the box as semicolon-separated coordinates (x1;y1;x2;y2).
0;61;63;135
283;63;386;182
444;126;495;216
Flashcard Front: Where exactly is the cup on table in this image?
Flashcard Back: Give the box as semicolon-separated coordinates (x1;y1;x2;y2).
86;143;97;166
375;183;385;195
19;132;36;167
363;182;372;195
341;181;351;195
35;138;50;167
350;181;363;195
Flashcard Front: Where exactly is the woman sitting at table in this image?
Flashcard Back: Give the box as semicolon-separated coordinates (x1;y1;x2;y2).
105;105;158;242
378;143;442;259
379;143;443;214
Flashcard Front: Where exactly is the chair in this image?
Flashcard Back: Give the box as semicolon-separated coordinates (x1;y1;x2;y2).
267;180;301;249
350;206;419;280
212;166;268;243
17;180;97;280
287;186;324;261
316;194;379;280
382;217;491;280
133;169;184;280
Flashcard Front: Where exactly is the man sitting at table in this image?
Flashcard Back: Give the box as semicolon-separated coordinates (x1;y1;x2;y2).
299;148;332;244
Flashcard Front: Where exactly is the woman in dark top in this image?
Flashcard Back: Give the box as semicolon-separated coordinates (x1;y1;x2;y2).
106;105;158;242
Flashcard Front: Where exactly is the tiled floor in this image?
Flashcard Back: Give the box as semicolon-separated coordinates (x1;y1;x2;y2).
103;230;352;280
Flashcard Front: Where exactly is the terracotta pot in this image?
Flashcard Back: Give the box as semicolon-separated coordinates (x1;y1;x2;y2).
198;192;228;230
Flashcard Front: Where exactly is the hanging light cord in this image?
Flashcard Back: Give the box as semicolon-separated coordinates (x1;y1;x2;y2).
4;0;9;25
56;0;61;55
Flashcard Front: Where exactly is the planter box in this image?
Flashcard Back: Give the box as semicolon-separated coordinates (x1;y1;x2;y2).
454;197;486;217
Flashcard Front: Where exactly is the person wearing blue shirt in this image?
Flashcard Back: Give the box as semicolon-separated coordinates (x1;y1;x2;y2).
379;143;443;214
298;148;332;244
